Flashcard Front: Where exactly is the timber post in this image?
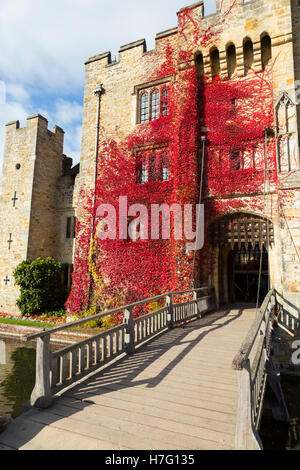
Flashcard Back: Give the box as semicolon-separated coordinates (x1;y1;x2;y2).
235;358;263;450
30;334;53;409
124;307;135;354
166;294;174;329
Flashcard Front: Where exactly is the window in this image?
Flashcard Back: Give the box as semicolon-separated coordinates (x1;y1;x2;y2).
195;51;204;77
229;150;242;171
66;216;76;239
140;92;149;123
139;164;148;184
137;150;169;184
138;85;170;123
72;217;76;238
243;39;254;75
261;34;272;70
66;217;72;238
161;88;169;117
210;48;220;78
226;44;237;79
161;154;169;181
162;166;169;181
150;90;159;120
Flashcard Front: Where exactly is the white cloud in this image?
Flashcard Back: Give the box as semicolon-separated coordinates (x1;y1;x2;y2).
54;99;82;126
64;124;82;164
0;0;217;173
6;84;30;103
0;0;216;92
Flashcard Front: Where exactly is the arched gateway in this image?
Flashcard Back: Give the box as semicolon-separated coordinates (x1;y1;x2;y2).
209;213;275;305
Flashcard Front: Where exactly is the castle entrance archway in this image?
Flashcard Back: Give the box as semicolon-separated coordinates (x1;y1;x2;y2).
209;213;274;305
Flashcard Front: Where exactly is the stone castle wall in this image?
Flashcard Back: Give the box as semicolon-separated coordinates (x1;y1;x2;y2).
78;0;300;307
0;115;77;315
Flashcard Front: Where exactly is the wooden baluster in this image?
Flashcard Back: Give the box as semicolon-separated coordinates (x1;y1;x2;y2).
79;346;85;373
110;333;114;357
87;342;93;368
94;339;100;364
51;357;58;388
60;354;68;384
71;350;77;378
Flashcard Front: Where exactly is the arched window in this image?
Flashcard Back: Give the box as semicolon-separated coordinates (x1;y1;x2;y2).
243;39;254;75
261;34;272;70
150;89;160;120
210;48;220;78
275;92;297;171
161;87;169;117
195;51;204;77
140;92;149;123
226;44;237;79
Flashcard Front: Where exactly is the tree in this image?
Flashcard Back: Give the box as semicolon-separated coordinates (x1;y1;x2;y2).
13;257;67;316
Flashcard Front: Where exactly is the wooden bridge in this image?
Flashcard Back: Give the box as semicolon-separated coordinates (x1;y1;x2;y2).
0;288;298;450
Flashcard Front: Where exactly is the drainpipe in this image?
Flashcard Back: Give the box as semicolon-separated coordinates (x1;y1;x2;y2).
88;83;105;304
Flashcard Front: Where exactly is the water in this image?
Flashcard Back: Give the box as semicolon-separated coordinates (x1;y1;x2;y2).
260;374;300;450
0;337;36;429
0;335;61;434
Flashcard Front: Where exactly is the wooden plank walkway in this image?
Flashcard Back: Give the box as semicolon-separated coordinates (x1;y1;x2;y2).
0;306;256;450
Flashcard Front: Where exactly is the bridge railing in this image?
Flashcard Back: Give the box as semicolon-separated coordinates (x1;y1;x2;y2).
232;289;277;450
24;286;216;409
232;289;299;450
274;291;300;336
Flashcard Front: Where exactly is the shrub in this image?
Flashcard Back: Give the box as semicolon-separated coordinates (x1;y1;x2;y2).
13;257;67;317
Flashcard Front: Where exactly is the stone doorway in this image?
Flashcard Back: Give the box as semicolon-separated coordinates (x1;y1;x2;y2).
209;213;274;306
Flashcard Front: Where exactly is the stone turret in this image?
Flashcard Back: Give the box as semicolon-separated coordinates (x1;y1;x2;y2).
0;114;65;314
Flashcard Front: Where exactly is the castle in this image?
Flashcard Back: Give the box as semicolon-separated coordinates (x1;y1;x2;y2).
1;0;300;316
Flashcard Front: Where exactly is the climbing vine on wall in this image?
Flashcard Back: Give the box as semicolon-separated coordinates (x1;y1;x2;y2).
66;2;281;317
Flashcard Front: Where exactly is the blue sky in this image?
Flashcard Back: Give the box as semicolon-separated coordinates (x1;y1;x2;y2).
0;0;217;172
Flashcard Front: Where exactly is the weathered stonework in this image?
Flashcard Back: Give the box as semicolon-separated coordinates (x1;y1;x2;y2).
0;116;78;315
78;0;300;310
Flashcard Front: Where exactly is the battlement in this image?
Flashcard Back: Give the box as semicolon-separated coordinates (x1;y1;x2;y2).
84;0;290;71
5;114;65;138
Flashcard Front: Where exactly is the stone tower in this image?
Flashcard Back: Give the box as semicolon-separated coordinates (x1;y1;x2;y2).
0;115;65;314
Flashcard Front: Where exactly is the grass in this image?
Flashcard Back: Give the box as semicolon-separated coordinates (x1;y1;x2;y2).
0;317;105;335
0;318;56;328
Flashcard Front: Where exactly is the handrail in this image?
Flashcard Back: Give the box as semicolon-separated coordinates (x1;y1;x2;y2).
233;288;290;450
25;287;210;341
27;286;216;409
232;289;275;371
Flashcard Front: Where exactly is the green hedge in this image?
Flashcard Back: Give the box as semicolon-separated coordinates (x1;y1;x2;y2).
13;257;67;317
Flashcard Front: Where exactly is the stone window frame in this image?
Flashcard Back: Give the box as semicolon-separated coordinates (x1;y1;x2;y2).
134;143;170;184
66;216;76;239
134;75;172;124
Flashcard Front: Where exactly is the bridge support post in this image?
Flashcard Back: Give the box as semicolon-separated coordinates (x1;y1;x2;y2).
124;307;135;355
236;359;263;450
30;335;53;409
166;294;174;329
193;290;201;319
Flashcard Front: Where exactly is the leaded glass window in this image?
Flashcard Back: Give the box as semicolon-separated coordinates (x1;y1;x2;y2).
150;89;160;121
